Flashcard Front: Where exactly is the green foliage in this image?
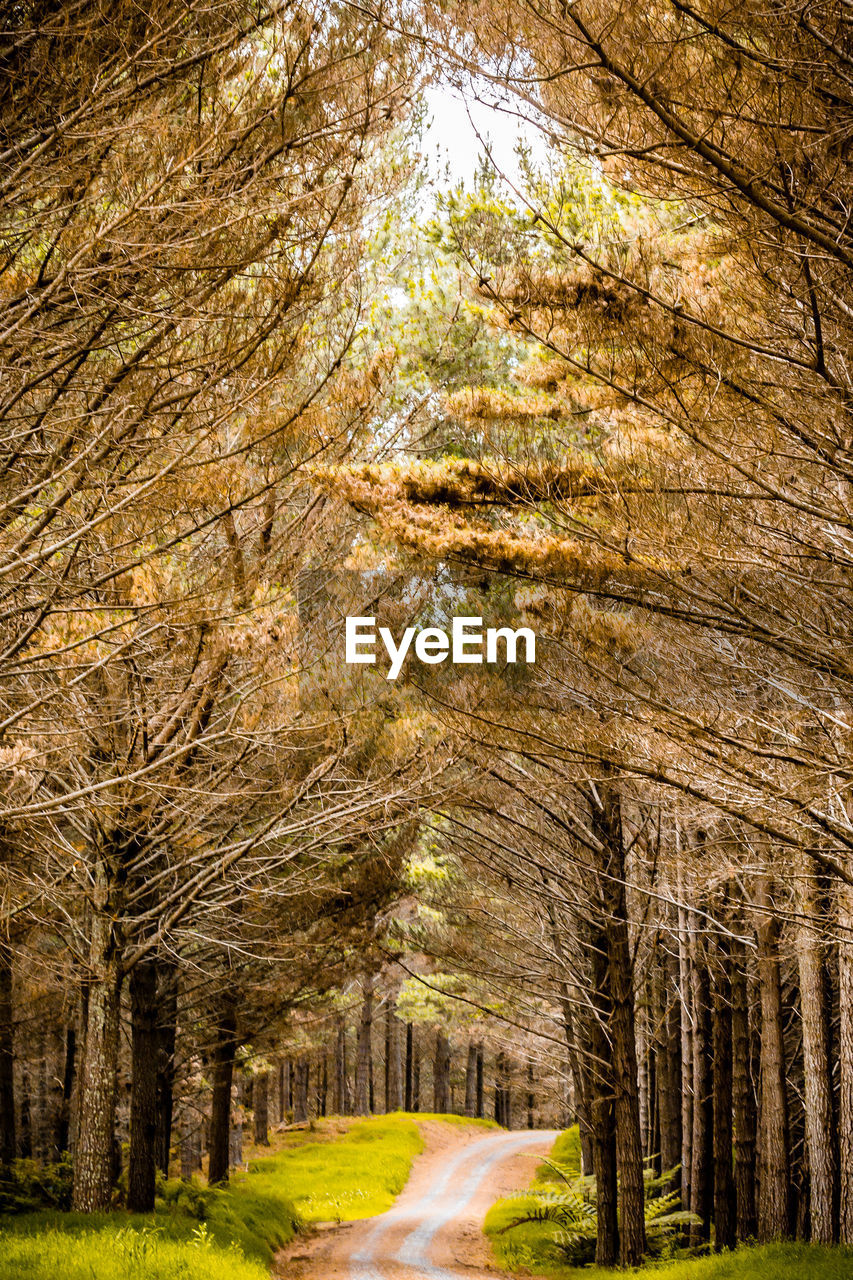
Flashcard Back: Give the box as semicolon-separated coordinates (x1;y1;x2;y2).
487;1126;697;1270
572;1244;853;1280
0;1156;74;1213
0;1222;267;1280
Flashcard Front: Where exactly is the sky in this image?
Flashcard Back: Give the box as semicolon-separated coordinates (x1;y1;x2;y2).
422;82;548;189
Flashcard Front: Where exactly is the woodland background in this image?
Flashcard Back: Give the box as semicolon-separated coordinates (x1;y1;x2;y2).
3;0;853;1272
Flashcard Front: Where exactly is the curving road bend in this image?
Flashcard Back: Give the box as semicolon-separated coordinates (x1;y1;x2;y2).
278;1123;557;1280
350;1128;557;1280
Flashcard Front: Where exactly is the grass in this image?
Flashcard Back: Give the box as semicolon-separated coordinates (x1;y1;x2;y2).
238;1112;425;1224
0;1111;486;1280
485;1127;853;1279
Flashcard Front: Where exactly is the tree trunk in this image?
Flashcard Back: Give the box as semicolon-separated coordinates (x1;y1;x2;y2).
335;1019;347;1115
656;949;682;1193
587;924;619;1267
207;1002;236;1186
55;1026;76;1155
592;778;647;1268
677;855;694;1214
412;1039;420;1112
405;1022;413;1112
254;1071;270;1145
0;942;15;1165
128;959;159;1212
318;1054;328;1116
839;880;853;1241
527;1060;535;1129
712;936;735;1250
181;1112;202;1180
155;960;178;1175
433;1030;450;1113
689;946;713;1242
354;980;373;1116
796;852;835;1243
475;1043;484;1118
294;1058;309;1123
464;1042;477;1117
386;1008;403;1111
71;916;122;1212
755;879;792;1241
731;930;757;1241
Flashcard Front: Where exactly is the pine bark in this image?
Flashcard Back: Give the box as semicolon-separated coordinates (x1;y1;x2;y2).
839;880;853;1241
354;980;373;1116
128;959;159;1212
335;1018;348;1115
656;949;682;1192
405;1022;413;1112
464;1041;477;1116
712;937;735;1250
755;880;792;1241
71;912;122;1212
293;1058;309;1123
433;1030;450;1113
386;1008;403;1111
254;1071;270;1145
154;961;178;1175
795;852;835;1243
731;932;757;1241
690;949;713;1242
592;779;647;1268
0;941;15;1165
207;1001;237;1186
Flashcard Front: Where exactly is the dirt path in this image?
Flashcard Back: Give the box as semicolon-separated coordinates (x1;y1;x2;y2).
276;1122;558;1280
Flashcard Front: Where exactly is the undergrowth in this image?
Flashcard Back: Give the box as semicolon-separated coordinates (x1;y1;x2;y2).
0;1112;454;1279
486;1128;853;1279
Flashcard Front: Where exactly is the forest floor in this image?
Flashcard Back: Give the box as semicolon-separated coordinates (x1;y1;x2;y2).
275;1121;557;1280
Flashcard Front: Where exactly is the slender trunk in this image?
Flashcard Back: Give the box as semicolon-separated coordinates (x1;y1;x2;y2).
318;1054;328;1116
527;1060;535;1129
354;980;373;1116
839;880;853;1241
412;1041;420;1112
464;1042;477;1117
230;1072;243;1167
71;914;122;1212
335;1019;347;1115
55;1026;76;1155
588;925;619;1267
796;852;835;1243
254;1071;270;1145
475;1044;484;1118
731;931;757;1240
128;959;159;1212
756;879;791;1241
387;1010;403;1111
155;961;178;1175
207;1003;236;1186
0;942;15;1164
656;948;682;1192
405;1023;413;1112
712;936;735;1250
293;1058;309;1123
180;1111;202;1180
433;1030;450;1113
592;779;646;1267
677;852;694;1213
689;946;713;1241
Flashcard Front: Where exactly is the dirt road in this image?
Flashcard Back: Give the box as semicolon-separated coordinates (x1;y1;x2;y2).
277;1122;558;1280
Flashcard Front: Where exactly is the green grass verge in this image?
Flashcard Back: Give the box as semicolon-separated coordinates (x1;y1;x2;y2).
0;1112;488;1280
240;1113;425;1224
485;1128;853;1279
